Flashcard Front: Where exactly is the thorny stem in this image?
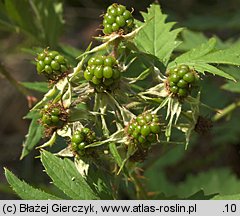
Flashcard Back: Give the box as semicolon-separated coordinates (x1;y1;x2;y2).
213;100;240;121
112;38;121;59
0;62;37;107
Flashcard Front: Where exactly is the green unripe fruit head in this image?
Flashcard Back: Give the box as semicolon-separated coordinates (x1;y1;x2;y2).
126;112;161;151
71;127;96;155
35;49;70;81
84;55;120;90
102;3;134;35
166;64;198;98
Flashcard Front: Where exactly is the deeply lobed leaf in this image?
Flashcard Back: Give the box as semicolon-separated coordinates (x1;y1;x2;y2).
134;4;182;65
169;38;239;81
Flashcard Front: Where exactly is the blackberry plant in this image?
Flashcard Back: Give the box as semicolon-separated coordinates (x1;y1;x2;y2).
4;2;240;200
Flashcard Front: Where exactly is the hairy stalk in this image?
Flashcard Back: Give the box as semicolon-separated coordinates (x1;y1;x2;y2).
213;100;240;121
130;171;148;200
112;38;121;59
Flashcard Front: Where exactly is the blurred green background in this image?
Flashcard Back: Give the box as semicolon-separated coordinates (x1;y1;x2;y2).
0;0;240;199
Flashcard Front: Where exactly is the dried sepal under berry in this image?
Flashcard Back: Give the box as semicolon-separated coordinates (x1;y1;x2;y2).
102;3;134;35
36;49;70;82
194;116;213;135
84;55;121;91
71;127;97;157
40;103;68;137
166;65;199;98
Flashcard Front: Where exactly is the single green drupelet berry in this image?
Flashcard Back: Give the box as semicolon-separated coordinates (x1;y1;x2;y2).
102;3;134;35
36;49;70;81
84;55;121;90
126;112;161;149
71;127;96;156
166;64;198;98
72;133;84;144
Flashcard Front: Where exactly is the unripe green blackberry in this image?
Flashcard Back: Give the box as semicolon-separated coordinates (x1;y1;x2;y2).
166;65;199;98
84;55;121;90
102;3;134;35
40;103;68;137
126;112;160;149
71;127;96;156
36;49;70;81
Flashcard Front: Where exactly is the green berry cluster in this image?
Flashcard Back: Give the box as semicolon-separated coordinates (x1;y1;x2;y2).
36;49;69;81
71;128;96;156
41;104;67;129
84;55;121;89
166;65;198;98
127;113;160;149
103;3;134;35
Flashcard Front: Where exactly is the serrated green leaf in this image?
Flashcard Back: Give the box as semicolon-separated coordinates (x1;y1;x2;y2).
219;66;240;93
213;194;240;200
20;111;44;159
169;38;237;81
222;83;240;93
177;168;240;198
194;63;235;81
187;190;217;200
177;29;231;52
41;150;99;200
200;43;240;65
134;3;182;65
172;37;216;63
87;167;113;199
21;82;48;93
177;30;208;52
5;168;61;200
